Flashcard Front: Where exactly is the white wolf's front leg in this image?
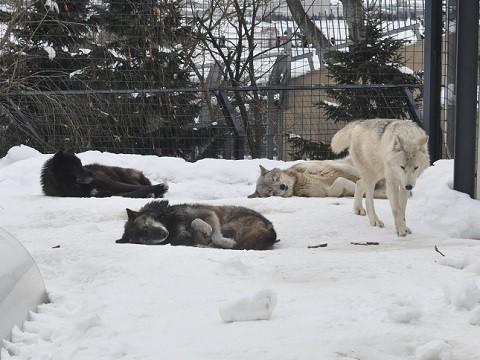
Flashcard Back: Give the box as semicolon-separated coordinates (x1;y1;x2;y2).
397;188;412;236
364;178;384;228
386;178;411;236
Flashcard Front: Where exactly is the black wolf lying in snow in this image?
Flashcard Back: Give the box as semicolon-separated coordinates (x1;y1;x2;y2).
41;150;168;198
116;200;277;250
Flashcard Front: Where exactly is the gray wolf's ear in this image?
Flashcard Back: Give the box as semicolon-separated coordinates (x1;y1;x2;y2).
259;165;269;176
158;200;169;208
126;208;139;220
418;135;429;147
248;191;260;198
393;135;405;151
116;238;129;243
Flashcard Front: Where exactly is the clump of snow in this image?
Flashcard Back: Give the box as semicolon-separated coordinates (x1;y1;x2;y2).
415;340;452;360
216;257;250;276
436;252;470;269
45;0;59;13
386;298;423;323
469;306;480;326
219;289;277;322
465;258;480;275
443;279;480;310
0;145;41;168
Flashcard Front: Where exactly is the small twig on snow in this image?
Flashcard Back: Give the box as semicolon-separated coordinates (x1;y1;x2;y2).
307;243;328;248
434;245;445;257
350;242;379;246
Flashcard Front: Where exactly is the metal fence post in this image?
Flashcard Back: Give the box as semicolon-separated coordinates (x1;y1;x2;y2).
423;0;443;163
216;90;246;160
453;0;479;198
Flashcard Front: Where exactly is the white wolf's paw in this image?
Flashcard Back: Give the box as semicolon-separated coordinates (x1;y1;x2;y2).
213;236;237;249
370;218;384;228
354;207;366;216
396;226;412;237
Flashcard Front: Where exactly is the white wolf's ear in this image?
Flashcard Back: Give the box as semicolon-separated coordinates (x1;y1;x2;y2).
126;208;139;220
418;135;429;148
259;165;269;176
393;135;405;151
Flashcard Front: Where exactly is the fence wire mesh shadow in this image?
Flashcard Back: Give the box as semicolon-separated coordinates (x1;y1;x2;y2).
1;84;422;161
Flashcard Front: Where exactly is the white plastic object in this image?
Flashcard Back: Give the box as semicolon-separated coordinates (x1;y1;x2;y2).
0;228;48;342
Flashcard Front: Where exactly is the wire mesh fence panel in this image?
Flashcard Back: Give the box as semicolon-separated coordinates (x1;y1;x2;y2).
0;0;426;160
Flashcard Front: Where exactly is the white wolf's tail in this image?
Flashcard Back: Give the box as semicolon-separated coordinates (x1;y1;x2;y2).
331;122;355;154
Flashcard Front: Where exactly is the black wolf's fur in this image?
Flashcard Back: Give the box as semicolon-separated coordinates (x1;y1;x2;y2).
41;151;168;198
116;200;277;250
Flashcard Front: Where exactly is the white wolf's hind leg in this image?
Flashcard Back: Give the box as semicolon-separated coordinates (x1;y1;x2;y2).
326;177;356;197
353;179;366;215
191;218;213;245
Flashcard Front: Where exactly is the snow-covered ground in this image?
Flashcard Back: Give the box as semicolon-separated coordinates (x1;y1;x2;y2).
1;145;479;360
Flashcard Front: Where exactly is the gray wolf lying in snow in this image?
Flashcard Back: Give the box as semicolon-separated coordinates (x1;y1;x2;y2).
331;119;429;236
116;200;277;250
248;157;387;198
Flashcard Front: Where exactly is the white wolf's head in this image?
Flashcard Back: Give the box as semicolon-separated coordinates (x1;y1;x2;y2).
248;165;295;198
389;135;430;191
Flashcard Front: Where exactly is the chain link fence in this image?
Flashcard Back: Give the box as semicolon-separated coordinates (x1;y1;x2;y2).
1;0;426;160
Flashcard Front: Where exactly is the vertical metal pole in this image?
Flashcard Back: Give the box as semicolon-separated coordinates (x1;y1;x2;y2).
477;59;480;199
454;0;478;197
423;0;443;163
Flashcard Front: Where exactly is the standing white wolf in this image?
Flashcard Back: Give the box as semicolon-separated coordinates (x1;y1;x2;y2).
331;119;430;236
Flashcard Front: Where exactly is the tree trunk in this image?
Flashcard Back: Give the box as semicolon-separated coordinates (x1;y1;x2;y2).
342;0;364;41
286;0;329;50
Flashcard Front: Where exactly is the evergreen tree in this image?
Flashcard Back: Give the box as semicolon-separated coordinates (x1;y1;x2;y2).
317;6;421;122
286;134;337;160
83;0;209;158
0;0;217;159
288;5;421;160
1;0;93;91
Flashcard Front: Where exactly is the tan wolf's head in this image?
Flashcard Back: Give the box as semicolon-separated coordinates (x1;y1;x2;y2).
248;165;295;198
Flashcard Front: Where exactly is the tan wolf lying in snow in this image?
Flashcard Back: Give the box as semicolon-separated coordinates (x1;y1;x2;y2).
331;118;430;237
248;157;387;199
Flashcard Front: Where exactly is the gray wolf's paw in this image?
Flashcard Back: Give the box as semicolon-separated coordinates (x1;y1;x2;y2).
396;225;412;237
151;183;169;198
213;236;237;249
354;206;366;216
370;218;384;228
191;218;213;236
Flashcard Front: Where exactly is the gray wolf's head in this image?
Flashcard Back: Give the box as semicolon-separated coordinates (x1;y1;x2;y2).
116;200;170;245
390;135;430;191
248;165;295;198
